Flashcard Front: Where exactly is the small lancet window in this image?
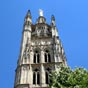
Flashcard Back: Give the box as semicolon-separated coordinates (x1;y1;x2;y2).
37;72;40;84
48;54;51;62
33;72;36;84
46;72;49;84
34;54;36;63
45;53;47;62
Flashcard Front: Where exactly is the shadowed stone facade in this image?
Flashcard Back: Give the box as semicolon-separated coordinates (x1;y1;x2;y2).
14;10;67;88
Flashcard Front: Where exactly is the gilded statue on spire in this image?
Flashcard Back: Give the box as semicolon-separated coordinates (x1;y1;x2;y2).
39;9;43;16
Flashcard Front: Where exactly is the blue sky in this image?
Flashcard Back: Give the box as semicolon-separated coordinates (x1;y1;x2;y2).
0;0;88;88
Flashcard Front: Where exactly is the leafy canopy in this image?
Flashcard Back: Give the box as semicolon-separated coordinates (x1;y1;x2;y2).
49;66;88;88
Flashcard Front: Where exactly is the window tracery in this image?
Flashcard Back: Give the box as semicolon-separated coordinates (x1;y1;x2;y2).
44;50;51;63
34;50;40;63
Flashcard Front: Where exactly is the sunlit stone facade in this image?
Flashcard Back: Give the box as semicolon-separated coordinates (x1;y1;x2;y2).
14;10;67;88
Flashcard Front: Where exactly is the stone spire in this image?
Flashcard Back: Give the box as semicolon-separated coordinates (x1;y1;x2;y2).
24;10;32;26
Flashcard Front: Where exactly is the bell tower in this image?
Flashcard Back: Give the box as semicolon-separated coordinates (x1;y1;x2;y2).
14;10;67;88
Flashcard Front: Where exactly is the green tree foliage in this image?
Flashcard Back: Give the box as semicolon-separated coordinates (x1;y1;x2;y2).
49;66;88;88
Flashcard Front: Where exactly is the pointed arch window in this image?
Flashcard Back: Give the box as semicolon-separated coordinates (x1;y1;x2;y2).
44;50;51;63
33;69;40;85
34;50;40;63
45;68;51;84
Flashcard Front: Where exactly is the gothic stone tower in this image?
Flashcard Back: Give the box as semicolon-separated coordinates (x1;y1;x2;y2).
14;10;67;88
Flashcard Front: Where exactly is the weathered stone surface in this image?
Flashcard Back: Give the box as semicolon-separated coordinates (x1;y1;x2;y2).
14;10;67;88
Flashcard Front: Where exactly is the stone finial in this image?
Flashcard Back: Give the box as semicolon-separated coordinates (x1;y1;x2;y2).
51;15;55;21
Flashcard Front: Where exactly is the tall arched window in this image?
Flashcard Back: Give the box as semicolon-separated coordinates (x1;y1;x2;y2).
45;68;51;84
34;50;40;63
45;50;51;63
33;69;40;85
